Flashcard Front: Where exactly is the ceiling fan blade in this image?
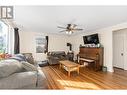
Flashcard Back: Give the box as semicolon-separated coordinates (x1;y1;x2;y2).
57;26;66;29
74;28;83;31
73;24;77;28
59;30;67;32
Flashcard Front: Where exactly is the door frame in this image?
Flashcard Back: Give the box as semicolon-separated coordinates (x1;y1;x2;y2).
113;28;127;70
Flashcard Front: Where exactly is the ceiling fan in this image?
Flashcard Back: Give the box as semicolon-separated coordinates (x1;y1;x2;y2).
57;24;83;34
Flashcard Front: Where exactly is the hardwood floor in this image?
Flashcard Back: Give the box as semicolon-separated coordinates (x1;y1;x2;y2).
41;65;127;89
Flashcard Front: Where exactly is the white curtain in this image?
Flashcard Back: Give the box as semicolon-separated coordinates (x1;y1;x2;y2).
8;25;14;54
2;19;15;54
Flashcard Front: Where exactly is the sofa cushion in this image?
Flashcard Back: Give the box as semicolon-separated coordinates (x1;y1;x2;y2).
0;59;23;78
22;61;37;71
51;51;65;56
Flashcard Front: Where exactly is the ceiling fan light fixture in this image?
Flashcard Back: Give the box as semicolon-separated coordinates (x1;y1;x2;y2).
66;31;69;34
69;31;72;34
58;23;83;34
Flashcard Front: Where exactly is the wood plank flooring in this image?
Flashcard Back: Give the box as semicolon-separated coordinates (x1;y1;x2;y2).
41;65;127;89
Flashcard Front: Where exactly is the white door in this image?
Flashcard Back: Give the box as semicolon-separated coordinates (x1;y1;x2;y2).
113;31;124;69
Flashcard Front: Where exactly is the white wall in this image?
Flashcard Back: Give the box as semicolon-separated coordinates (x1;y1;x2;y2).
19;31;69;61
70;22;127;72
48;35;69;52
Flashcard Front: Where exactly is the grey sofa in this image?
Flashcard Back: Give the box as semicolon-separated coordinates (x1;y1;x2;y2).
0;53;48;89
47;51;67;65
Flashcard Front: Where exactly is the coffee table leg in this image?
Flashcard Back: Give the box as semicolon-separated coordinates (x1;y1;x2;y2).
68;67;70;77
77;67;79;75
59;63;61;69
68;71;70;77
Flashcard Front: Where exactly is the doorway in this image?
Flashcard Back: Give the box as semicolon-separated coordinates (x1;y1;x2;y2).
113;28;127;70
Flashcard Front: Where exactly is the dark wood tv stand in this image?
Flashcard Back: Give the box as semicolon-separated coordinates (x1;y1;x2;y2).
77;47;103;71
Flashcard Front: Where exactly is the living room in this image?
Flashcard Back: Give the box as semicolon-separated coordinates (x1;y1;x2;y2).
17;6;127;73
1;5;127;91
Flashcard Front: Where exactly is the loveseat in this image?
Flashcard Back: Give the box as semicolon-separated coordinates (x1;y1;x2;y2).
0;53;48;89
47;51;67;65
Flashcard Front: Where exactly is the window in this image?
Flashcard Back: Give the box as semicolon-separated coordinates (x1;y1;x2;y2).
0;21;9;53
35;36;48;53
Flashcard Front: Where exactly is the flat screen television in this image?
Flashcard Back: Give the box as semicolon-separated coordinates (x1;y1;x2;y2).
83;34;99;44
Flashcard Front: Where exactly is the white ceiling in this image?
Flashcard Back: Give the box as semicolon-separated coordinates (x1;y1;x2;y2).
14;6;127;34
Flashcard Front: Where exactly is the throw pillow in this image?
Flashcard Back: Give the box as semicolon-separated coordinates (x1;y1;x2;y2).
10;54;27;62
0;59;23;78
22;53;35;64
21;61;37;71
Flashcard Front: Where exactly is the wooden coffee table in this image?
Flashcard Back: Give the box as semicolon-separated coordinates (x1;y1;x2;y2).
59;60;80;77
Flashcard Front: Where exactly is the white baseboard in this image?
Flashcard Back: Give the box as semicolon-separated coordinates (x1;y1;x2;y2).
107;67;114;72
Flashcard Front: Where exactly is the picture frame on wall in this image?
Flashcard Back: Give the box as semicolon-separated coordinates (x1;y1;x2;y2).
35;35;47;53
